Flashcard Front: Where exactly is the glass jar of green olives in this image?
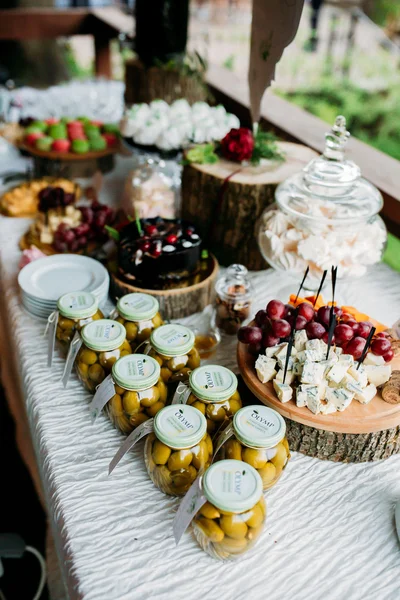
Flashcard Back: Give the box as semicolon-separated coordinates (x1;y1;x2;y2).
148;324;200;384
76;320;132;393
192;460;266;560
187;365;242;437
112;293;164;351
101;354;167;434
216;405;290;490
144;404;213;496
55;291;104;354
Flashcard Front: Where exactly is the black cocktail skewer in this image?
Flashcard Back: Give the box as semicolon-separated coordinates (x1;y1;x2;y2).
294;266;309;304
313;270;327;307
357;327;376;370
283;307;298;384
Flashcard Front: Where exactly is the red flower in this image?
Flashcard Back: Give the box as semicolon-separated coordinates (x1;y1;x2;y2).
220;127;254;162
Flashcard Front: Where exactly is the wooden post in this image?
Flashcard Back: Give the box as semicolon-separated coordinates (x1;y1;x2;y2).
94;35;112;78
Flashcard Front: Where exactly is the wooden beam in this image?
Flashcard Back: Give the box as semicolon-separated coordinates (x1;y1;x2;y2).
0;9;89;40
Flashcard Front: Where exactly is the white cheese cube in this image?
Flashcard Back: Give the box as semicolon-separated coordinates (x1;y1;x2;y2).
319;360;334;376
320;401;337;415
348;365;368;388
296;384;321;413
363;353;385;366
365;365;391;387
265;343;286;358
275;369;295;385
40;231;53;244
273;380;293;403
293;361;303;377
325;387;354;411
275;343;297;364
338;353;354;368
327;362;349;385
305;339;324;362
296;387;308;408
294;330;308;352
277;355;295;371
318;381;327;400
296;350;307;364
255;355;277;383
301;361;325;385
344;376;364;396
319;340;329;357
354;383;377;405
335;346;343;356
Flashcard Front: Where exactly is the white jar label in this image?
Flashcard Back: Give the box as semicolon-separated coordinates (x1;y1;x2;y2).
171;382;191;405
89;374;116;421
173;475;206;545
61;331;83;388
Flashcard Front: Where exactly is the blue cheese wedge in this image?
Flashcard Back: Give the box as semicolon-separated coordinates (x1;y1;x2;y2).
327;361;350;384
293;361;303;377
343;375;364;396
338;354;354;368
255;355;277;383
305;339;325;362
325;387;354;411
348;365;368;388
363;353;385;366
273;380;293;403
365;365;391;387
296;384;322;414
301;361;325;385
296;386;308;407
275;344;297;368
354;383;377;404
335;346;343;356
265;343;286;358
296;350;307;364
275;369;295;385
294;330;308;352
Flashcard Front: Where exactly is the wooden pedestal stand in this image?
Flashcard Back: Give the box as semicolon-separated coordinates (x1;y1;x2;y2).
237;341;400;463
124;59;208;105
181;142;318;270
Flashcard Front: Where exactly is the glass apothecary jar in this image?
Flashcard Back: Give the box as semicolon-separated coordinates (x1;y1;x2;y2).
55;291;103;354
215;264;253;335
111;293;164;351
144;404;213;496
92;354;167;434
187;365;242;437
258;116;387;289
215;405;290;490
148;324;200;384
192;460;266;560
76;320;132;393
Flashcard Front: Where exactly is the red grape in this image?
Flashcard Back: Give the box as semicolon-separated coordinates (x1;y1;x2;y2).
80;207;94;224
255;309;269;328
77;236;87;248
165;234;178;244
69;239;79;253
238;326;262;345
262;332;280;348
346;336;367;360
74;223;90;237
57;223;69;234
382;349;394;363
284;304;292;318
317;306;331;327
371;338;391;356
333;306;343;318
248;342;262;356
94;212;106;228
53;239;67;252
145;224;158;236
354;321;372;339
297;302;315;322
341;313;354;323
348;320;359;331
63;230;75;244
334;324;354;344
306;321;326;339
266;299;286;320
295;315;308;330
271;319;291;338
322;331;335;345
375;332;390;339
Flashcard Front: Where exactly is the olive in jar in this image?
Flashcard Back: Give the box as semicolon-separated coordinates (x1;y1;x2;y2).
76;320;132;393
187;365;242;437
55;292;103;353
113;293;164;351
149;324;200;384
144;404;212;496
192;460;266;560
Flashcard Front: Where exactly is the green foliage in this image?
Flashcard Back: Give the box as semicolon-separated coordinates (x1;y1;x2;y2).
222;55;236;71
383;233;400;273
183;143;219;165
277;79;400;160
368;1;400;26
251;130;285;165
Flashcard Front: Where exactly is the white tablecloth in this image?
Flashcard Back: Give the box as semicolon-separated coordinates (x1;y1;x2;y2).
1;155;400;600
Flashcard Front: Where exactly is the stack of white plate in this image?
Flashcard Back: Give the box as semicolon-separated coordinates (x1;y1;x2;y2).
18;254;110;319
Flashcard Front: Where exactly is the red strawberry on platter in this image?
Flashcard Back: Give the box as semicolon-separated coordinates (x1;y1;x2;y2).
51;139;71;153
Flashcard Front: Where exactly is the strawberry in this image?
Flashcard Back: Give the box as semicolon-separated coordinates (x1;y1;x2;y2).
102;133;117;147
51;139;71;152
25;132;44;146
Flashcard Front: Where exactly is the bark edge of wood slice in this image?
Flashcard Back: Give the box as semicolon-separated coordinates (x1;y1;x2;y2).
110;254;219;320
237;340;400;462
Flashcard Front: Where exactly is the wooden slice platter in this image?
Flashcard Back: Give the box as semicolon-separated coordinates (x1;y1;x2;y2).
237;341;400;434
18;141;117;162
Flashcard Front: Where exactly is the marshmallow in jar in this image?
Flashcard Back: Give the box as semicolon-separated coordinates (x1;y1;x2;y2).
258;115;387;287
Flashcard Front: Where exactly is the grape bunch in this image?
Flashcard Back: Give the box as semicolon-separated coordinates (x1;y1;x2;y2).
38;186;75;212
53;201;114;253
238;299;393;362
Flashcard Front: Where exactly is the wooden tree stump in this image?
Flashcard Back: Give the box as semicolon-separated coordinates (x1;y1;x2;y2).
181;142;318;270
124;59;209;105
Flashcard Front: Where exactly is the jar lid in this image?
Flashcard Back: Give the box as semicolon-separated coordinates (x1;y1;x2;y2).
112;354;160;391
117;293;159;321
233;405;286;449
275;116;383;224
153;404;207;450
215;264;252;301
189;365;238;402
150;324;195;357
57;291;98;319
202;460;263;514
81;319;126;352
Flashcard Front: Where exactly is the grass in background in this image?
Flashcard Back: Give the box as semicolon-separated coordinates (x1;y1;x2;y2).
383;233;400;272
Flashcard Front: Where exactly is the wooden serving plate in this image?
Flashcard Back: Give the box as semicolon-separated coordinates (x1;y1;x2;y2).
18;141;117;162
237;340;400;462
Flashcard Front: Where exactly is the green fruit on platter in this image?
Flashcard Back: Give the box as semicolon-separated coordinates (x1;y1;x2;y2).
24;125;43;135
49;125;67;140
35;136;53;151
86;130;102;141
89;136;107;151
71;139;90;154
102;123;120;135
31;120;47;132
77;116;90;124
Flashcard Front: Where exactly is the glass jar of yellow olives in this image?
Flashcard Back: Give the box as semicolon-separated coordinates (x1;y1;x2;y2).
53;291;103;353
187;365;242;437
98;354;167;434
112;293;163;351
216;405;290;490
192;460;266;560
148;324;200;384
144;404;213;496
76;320;132;393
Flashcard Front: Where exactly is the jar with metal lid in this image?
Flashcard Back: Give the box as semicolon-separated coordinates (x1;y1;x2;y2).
258;115;387;289
148;324;200;384
91;354;167;434
112;292;164;350
186;365;242;437
215;405;290;490
144;404;213;496
215;264;253;335
192;460;266;560
55;291;103;353
76;320;132;393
